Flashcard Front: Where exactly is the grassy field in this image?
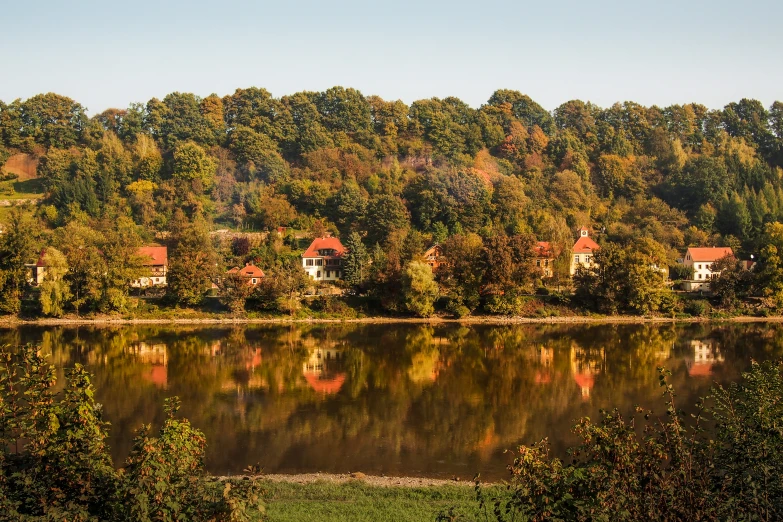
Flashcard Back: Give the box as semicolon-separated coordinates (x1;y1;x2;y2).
257;479;500;522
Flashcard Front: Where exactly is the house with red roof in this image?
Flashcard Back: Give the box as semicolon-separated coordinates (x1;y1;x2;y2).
682;247;734;291
302;237;346;282
132;246;168;288
25;249;48;286
227;262;265;286
570;227;600;275
423;244;446;272
533;241;557;278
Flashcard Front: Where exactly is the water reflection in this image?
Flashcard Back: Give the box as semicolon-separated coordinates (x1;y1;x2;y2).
1;322;780;480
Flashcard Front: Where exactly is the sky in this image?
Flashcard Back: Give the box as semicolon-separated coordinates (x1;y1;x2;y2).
1;0;781;114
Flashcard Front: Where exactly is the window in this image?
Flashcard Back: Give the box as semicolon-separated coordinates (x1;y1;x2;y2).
585;255;592;264
306;259;314;266
697;264;701;269
536;260;541;267
698;273;702;279
326;270;331;278
251;278;257;284
316;259;323;266
574;255;580;263
317;271;321;278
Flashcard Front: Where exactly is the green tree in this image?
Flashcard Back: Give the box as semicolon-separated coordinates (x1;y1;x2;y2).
365;194;410;245
401;261;439;317
343;232;369;288
171;141;217;193
574;242;670;315
38;247;71;317
0;209;38;314
167;217;218;306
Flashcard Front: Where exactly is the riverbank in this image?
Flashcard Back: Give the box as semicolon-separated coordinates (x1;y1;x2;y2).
0;313;781;326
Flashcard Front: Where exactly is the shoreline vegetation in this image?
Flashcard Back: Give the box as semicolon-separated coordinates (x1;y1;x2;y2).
3;312;783;326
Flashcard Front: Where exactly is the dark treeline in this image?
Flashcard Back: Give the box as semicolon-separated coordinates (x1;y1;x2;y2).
1;88;783;317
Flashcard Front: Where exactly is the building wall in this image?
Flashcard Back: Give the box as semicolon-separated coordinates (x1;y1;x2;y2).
683;258;720;282
534;257;554;277
569;253;595;275
302;257;343;281
131;265;168;288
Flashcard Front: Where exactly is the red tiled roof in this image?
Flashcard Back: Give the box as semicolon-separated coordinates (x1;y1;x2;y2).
36;249;46;267
686;247;733;262
534;241;556;258
238;264;265;278
304;372;346;395
573;236;600;255
574;373;595;390
687;362;713;377
303;237;346;258
138;246;168;266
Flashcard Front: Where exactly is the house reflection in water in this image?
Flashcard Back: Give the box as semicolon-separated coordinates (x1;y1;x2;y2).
686;339;724;377
570;343;605;400
535;346;554;384
129;342;168;389
303;347;346;395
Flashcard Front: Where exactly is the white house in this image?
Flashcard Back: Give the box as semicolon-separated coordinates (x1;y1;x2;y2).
132;246;168;288
302;237;346;282
570;227;600;275
682;247;733;291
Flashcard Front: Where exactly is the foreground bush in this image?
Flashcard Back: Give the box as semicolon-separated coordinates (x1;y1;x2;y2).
0;345;262;521
458;362;783;521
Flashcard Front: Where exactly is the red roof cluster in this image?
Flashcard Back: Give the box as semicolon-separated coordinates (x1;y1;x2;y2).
302;237;346;258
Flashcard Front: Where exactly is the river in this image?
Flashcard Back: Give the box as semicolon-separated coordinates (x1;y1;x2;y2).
1;322;778;481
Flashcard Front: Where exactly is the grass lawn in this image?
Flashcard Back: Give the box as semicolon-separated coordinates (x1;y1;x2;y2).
257;479;501;522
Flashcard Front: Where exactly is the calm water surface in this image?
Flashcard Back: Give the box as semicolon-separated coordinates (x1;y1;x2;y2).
2;322;780;481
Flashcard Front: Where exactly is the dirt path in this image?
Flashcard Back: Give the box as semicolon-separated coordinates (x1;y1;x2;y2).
238;472;478;488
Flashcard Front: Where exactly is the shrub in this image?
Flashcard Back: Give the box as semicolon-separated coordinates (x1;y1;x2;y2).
0;345;263;520
684;299;710;317
459;362;783;521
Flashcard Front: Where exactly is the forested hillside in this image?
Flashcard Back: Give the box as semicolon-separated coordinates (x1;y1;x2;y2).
1;88;782;317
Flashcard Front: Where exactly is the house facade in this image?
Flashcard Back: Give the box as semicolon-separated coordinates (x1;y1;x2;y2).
302;237;346;282
423;244;446;271
570;227;600;275
25;249;47;286
227;263;265;286
682;247;733;291
533;241;557;278
132;246;168;288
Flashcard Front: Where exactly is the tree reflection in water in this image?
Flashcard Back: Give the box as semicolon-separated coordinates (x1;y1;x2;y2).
1;322;780;481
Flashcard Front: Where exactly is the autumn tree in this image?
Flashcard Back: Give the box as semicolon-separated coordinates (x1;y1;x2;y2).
38;247;70;317
167;217;218;306
401;261;439;317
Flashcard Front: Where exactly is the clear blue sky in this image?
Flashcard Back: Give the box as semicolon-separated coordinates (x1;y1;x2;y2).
1;0;780;114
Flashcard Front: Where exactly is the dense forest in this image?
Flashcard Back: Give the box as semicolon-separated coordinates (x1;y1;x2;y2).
1;88;783;317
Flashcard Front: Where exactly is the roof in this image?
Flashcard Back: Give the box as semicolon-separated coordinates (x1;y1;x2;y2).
138;246;168;266
303;237;346;258
237;264;265;278
304;372;346;395
534;241;556;258
36;249;46;267
686;247;734;262
423;244;443;257
573;236;600;255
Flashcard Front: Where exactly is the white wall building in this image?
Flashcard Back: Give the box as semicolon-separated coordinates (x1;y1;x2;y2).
302;237;346;282
682;247;733;291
